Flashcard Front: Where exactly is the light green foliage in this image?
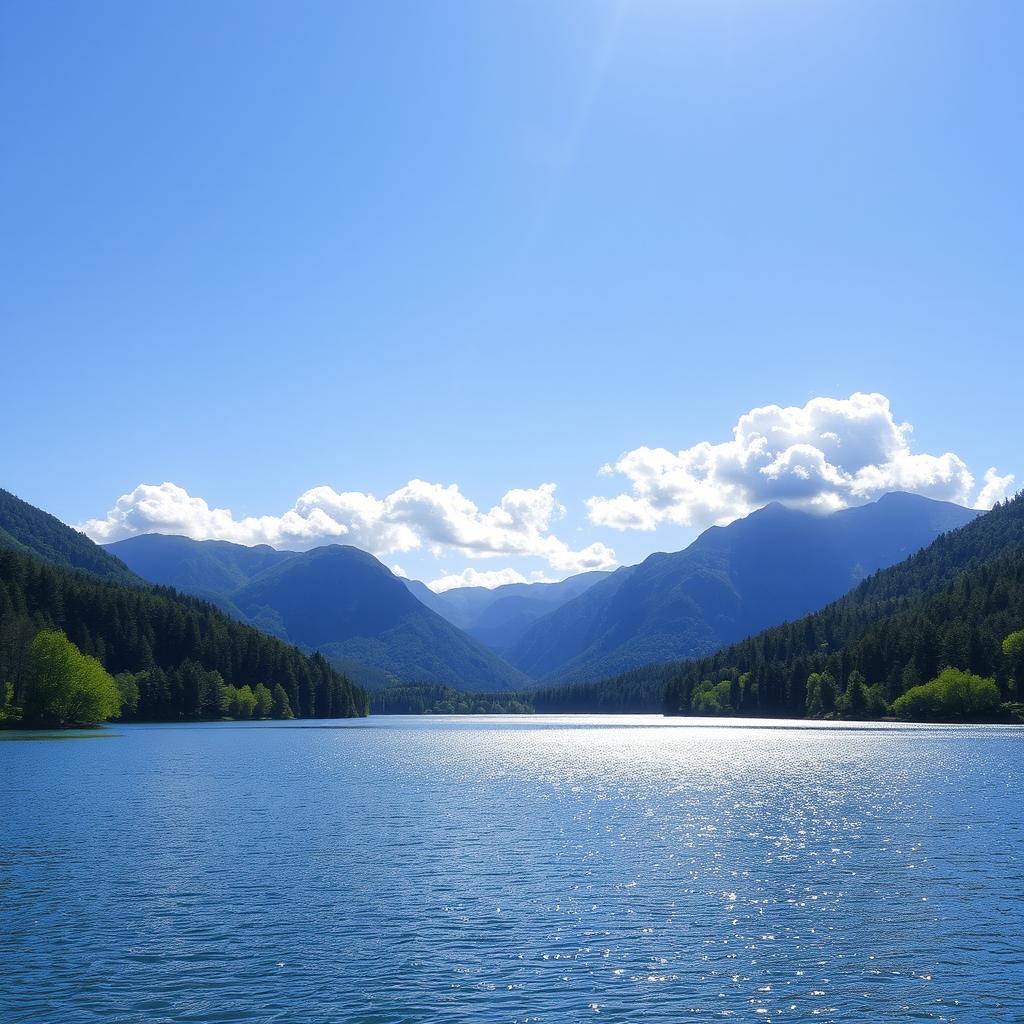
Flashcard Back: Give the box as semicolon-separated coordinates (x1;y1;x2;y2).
892;667;1001;722
1003;630;1024;659
231;684;258;720
804;672;836;717
214;681;292;720
271;683;293;719
691;678;737;715
217;681;236;718
1004;629;1024;697
253;683;273;719
20;630;121;726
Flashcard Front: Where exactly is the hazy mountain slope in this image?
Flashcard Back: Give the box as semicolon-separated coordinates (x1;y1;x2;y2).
0;488;140;585
509;493;978;684
219;545;531;691
401;571;612;652
403;578;454;620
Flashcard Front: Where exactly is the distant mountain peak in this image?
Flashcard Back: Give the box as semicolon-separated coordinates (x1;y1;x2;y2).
107;530;529;692
505;491;979;685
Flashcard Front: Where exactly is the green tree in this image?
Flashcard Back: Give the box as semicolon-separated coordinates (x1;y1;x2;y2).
199;670;225;718
20;630;121;726
1003;629;1024;659
217;682;237;718
804;671;836;717
113;671;140;718
892;667;1001;722
271;683;293;719
864;683;889;718
691;679;734;715
253;683;273;719
1003;629;1024;696
231;684;257;720
837;670;868;717
0;544;368;724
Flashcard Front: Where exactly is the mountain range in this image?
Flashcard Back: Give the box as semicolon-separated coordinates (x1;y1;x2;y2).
107;491;976;691
526;488;1023;717
5;482;1014;723
502;492;978;683
106;535;530;691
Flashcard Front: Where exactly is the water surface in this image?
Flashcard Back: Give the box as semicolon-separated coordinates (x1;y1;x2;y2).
3;715;1022;1022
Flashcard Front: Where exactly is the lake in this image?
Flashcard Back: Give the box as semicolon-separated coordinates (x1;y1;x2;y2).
3;716;1023;1022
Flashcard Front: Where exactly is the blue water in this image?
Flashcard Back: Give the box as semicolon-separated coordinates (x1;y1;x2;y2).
2;716;1023;1023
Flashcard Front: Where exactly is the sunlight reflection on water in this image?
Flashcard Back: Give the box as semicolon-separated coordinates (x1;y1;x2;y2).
3;715;1022;1022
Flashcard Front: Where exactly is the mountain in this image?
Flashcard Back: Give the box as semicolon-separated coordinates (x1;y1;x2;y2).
110;535;530;692
508;493;979;684
0;487;140;585
0;491;367;720
403;571;612;653
660;490;1024;716
520;492;1024;716
106;533;295;599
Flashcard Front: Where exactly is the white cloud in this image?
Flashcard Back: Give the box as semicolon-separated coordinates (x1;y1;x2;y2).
975;467;1015;510
427;567;531;593
587;392;1009;530
81;479;618;573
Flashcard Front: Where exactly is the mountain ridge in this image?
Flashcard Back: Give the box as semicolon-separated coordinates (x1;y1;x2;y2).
507;492;978;683
0;487;141;585
108;536;530;691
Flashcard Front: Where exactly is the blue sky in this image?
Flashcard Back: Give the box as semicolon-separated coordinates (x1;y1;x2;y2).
2;2;1021;588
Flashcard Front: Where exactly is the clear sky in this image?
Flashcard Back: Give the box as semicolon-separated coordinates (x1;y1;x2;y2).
2;1;1021;589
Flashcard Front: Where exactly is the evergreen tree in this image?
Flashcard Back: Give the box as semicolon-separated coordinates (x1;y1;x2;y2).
271;683;293;719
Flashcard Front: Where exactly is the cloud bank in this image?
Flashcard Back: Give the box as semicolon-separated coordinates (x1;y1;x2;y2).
587;393;1013;531
81;480;618;574
426;567;533;593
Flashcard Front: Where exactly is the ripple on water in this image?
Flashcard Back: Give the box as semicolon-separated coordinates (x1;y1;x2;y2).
2;716;1023;1023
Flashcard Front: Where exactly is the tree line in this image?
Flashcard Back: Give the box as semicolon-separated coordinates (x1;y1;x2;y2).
0;546;368;724
371;683;533;715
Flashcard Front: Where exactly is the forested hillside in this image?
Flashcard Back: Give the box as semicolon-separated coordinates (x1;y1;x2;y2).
512;494;1024;720
661;492;1024;717
0;488;140;585
0;545;368;721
